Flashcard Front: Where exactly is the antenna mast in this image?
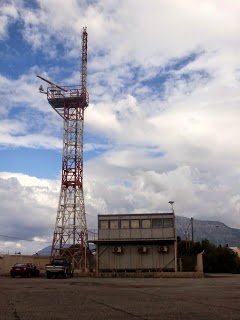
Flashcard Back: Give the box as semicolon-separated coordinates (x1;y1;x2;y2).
81;27;88;98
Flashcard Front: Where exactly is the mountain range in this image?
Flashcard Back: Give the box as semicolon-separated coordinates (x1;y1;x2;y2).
176;216;240;246
37;216;240;255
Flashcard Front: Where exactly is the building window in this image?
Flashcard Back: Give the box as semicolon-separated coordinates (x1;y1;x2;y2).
142;219;151;228
110;220;119;229
99;220;109;229
163;218;174;228
131;219;140;229
152;218;162;228
120;220;130;229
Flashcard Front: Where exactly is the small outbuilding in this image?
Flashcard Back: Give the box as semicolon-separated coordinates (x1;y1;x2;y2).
91;213;177;274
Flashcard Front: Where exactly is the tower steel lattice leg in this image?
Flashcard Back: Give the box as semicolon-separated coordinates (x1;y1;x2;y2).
51;101;88;271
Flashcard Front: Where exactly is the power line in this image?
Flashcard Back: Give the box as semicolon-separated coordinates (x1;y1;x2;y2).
0;230;98;243
0;234;51;244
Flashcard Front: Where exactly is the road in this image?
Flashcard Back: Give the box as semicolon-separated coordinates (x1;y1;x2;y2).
0;276;240;319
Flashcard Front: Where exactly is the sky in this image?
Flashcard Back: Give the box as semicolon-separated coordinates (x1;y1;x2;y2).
0;0;240;254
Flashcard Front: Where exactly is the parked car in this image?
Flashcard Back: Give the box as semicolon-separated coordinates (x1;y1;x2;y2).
10;263;40;278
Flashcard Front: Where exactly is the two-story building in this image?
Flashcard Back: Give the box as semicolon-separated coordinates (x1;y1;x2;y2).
92;213;177;274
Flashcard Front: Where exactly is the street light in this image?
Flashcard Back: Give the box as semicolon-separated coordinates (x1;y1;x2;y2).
168;201;175;213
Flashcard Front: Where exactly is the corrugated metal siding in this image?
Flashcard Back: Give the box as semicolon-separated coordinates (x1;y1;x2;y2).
98;244;175;271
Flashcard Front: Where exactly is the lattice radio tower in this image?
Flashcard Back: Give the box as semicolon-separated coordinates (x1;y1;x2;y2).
37;27;89;270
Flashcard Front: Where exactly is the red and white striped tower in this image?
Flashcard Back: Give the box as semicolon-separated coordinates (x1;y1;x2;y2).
37;27;89;270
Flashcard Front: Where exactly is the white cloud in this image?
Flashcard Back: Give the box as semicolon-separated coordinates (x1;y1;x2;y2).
0;1;18;39
84;157;240;229
0;72;52;113
0;172;59;253
0;132;62;149
0;70;64;149
0;0;240;248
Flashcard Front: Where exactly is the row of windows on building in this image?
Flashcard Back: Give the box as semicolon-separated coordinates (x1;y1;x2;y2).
99;218;174;230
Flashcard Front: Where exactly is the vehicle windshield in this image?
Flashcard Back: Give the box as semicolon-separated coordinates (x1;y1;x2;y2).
14;263;28;267
52;259;67;265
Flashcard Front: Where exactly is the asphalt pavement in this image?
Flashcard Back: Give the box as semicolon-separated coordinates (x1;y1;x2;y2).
0;275;240;319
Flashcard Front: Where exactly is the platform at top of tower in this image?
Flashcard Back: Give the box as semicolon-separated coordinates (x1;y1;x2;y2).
47;85;89;109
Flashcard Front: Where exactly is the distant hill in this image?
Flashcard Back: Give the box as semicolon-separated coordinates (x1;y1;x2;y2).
176;216;240;246
37;217;240;255
37;243;96;256
37;245;52;256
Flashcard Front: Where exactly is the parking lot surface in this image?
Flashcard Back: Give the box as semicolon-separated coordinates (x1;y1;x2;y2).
0;275;240;320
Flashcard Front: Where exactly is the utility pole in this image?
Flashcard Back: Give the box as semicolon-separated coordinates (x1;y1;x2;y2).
168;201;177;272
191;217;194;243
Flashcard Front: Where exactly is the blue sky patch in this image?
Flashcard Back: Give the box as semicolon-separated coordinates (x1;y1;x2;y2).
0;148;62;179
